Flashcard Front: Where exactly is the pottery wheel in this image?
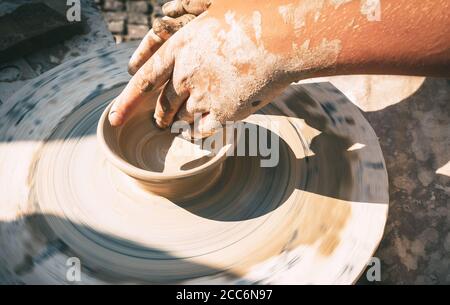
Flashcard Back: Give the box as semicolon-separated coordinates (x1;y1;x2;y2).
0;43;389;284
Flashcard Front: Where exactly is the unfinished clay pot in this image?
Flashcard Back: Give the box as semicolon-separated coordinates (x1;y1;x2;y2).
97;101;237;199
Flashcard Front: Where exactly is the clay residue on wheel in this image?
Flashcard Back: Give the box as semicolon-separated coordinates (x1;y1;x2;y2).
228;196;352;278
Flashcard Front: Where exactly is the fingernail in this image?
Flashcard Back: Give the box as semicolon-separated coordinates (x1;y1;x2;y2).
127;63;137;76
109;111;123;127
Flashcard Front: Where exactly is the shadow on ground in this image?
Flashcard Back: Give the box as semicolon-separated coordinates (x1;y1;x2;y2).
356;78;449;284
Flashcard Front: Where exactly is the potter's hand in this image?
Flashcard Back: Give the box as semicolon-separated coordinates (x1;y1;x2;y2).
111;0;450;134
128;0;212;75
110;1;298;135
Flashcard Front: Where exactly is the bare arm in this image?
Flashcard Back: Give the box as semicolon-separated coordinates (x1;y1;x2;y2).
109;0;450;134
271;0;450;78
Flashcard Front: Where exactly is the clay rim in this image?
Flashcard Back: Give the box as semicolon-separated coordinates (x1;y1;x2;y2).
97;102;235;181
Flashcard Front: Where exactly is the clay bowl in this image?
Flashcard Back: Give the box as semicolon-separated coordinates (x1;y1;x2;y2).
97;102;237;199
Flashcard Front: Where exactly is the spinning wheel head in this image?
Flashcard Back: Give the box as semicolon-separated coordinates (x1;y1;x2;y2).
0;43;389;284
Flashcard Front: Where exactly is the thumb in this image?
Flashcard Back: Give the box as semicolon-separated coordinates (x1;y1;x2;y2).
197;112;223;138
162;0;212;17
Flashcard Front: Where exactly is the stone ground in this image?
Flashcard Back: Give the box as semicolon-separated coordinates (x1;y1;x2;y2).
0;0;115;102
357;78;450;284
95;0;170;43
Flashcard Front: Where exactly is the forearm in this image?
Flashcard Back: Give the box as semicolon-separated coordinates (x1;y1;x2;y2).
208;0;450;79
110;0;449;129
309;0;450;77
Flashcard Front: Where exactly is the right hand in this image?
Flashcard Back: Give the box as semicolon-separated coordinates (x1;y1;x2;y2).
109;0;300;135
110;0;347;135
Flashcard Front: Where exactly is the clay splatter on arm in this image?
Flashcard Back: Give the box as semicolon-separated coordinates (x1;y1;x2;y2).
210;0;449;76
111;0;450;134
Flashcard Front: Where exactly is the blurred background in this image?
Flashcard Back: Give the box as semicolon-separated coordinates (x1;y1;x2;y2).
94;0;169;43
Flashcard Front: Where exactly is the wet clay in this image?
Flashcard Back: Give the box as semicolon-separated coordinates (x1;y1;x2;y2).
0;43;389;284
104;109;218;174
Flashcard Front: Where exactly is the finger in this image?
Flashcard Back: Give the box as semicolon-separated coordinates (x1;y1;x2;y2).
197;112;222;137
175;94;211;122
109;43;176;126
181;0;212;16
128;14;197;75
175;101;194;124
154;79;189;128
128;29;164;75
163;0;212;17
162;0;185;17
152;14;196;41
183;112;222;139
173;96;215;138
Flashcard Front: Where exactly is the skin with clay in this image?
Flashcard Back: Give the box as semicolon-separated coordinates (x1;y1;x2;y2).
109;0;450;136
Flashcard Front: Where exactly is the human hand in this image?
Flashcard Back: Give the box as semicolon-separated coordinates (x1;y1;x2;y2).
111;0;450;137
110;0;299;136
110;0;355;136
128;0;212;75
